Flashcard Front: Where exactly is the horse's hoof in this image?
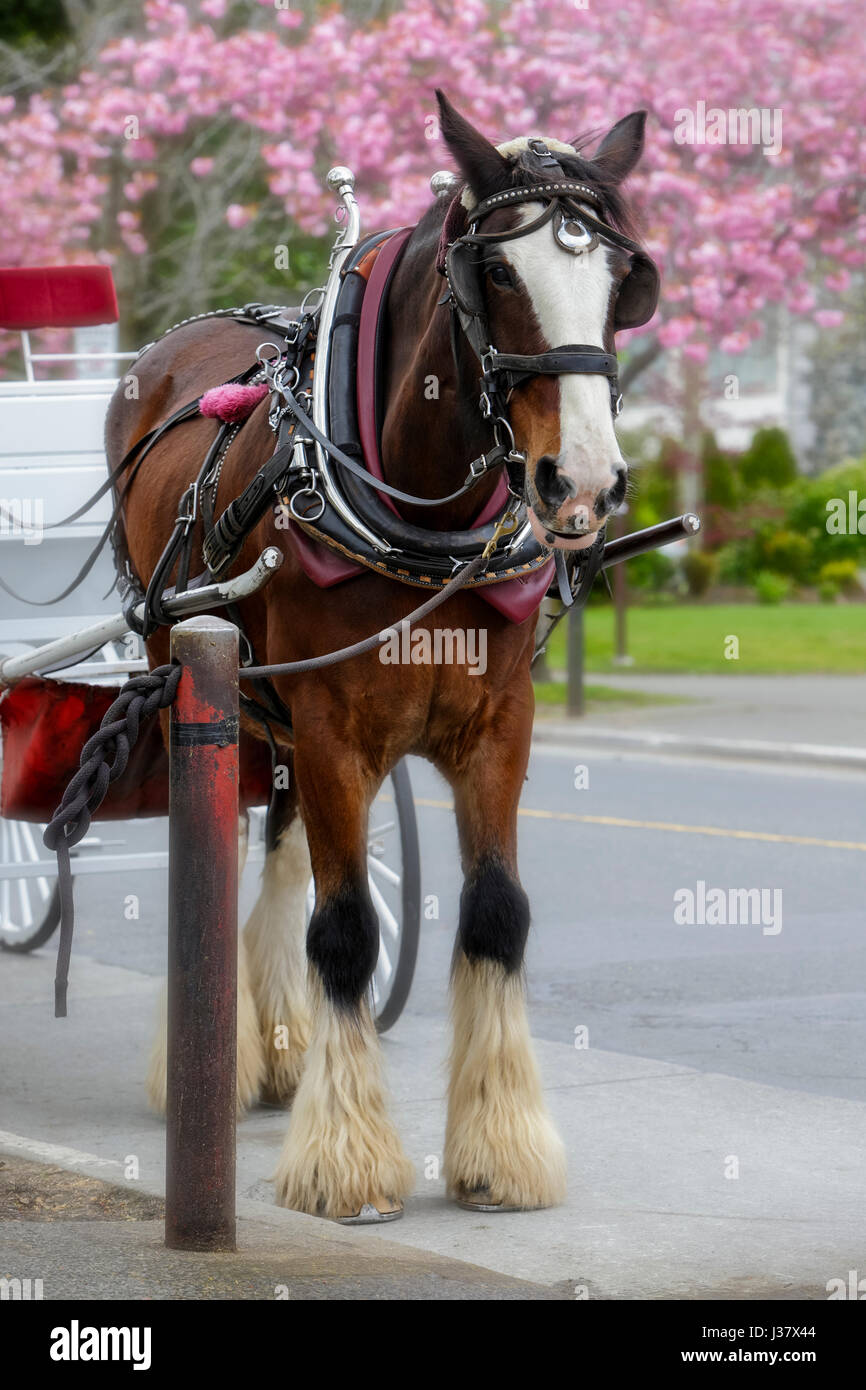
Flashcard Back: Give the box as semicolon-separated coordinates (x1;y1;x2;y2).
453;1185;536;1213
257;1084;292;1109
336;1199;404;1225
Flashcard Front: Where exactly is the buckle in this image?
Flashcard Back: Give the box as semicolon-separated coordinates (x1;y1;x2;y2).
480;345;499;376
176;481;198;532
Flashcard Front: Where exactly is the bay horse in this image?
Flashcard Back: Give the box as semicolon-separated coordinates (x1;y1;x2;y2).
107;93;653;1221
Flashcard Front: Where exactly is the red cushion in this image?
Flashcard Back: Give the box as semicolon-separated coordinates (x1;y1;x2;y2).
0;266;118;330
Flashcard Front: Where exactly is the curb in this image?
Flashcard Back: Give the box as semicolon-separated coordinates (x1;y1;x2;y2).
531;722;866;771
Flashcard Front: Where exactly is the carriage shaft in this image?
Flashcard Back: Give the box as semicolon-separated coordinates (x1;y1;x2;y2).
0;546;283;686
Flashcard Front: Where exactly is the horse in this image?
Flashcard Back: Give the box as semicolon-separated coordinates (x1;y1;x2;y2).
106;91;655;1222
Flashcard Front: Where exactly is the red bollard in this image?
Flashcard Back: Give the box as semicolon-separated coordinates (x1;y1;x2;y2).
165;616;239;1251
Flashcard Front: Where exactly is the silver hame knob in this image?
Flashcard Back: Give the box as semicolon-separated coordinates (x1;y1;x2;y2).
327;166;356;194
431;170;459;198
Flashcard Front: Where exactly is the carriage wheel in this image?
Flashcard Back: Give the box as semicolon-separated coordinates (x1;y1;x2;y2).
370;760;422;1032
0;817;63;953
305;759;421;1033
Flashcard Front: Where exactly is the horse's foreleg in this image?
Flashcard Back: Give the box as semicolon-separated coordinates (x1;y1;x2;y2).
443;718;566;1211
272;735;413;1220
243;787;311;1104
146;813;265;1114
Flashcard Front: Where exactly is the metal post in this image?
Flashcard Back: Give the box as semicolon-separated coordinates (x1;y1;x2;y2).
566;607;585;717
612;507;633;668
165;616;239;1252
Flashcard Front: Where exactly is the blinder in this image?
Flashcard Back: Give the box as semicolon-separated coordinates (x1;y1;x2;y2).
445;240;486;321
613;250;660;331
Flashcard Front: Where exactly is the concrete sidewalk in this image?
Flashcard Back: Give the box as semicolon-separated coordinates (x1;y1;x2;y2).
1;1157;559;1301
1;949;862;1300
534;673;866;768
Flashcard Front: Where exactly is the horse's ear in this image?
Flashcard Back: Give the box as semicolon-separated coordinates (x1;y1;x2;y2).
435;90;511;201
590;111;647;183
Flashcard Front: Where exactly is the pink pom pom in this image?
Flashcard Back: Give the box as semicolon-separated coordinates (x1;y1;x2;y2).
199;382;269;422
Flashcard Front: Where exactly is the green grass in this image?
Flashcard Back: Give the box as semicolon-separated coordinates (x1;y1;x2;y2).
544;604;866;675
533;681;690;709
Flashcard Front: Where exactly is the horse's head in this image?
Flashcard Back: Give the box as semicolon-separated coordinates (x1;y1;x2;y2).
436;92;657;551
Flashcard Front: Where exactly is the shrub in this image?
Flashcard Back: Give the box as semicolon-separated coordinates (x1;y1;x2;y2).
817;559;861;596
681;549;716;597
702;431;742;508
626;548;675;592
754;570;791;604
740;427;798;491
785;457;866;572
715;540;758;586
760;529;814;581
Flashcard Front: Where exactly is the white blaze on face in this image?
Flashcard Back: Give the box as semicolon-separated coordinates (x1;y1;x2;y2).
502;203;625;506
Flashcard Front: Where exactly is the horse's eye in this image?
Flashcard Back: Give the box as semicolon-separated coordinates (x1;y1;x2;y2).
487;263;514;288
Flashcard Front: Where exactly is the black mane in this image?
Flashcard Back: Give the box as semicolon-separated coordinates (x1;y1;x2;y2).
416;140;638;248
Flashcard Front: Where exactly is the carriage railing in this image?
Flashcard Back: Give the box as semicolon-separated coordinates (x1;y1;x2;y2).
16;335;137;384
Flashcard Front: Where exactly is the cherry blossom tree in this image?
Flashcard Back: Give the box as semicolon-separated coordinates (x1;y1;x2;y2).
0;0;863;370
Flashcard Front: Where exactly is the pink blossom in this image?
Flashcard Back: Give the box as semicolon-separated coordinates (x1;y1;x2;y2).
814;309;844;328
225;203;254;229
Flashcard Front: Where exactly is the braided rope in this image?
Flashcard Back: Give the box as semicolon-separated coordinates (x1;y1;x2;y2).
43;663;182;1017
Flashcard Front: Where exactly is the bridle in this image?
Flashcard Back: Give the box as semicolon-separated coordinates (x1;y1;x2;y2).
438;151;660;509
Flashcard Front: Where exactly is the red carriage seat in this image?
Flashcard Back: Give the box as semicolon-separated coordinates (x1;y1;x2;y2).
0;265;119;331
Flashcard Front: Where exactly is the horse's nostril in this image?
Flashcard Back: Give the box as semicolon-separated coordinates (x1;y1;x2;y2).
595;466;628;518
534;455;577;509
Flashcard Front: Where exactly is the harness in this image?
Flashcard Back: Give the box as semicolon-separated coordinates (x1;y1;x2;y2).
3;148;662;732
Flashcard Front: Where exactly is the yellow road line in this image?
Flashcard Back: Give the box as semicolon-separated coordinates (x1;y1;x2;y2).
411;797;866;853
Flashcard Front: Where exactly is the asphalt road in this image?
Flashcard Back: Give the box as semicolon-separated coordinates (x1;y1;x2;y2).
4;741;864;1295
63;745;866;1103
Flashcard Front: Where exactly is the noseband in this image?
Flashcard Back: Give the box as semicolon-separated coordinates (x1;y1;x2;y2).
438;154;659;504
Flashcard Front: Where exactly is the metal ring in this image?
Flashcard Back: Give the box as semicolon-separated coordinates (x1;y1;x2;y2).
289;488;326;522
256;341;283;366
300;287;326;316
493;415;519;455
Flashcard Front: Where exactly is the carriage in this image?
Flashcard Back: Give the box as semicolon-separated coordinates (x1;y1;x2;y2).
0;261;422;1032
